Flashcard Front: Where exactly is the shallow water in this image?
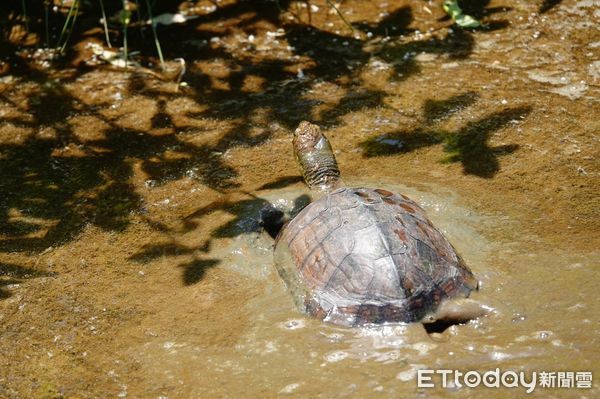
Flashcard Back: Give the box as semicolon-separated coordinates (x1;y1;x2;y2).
121;181;598;398
1;0;599;397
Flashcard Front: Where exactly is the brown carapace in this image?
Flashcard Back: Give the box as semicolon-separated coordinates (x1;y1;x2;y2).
273;122;481;327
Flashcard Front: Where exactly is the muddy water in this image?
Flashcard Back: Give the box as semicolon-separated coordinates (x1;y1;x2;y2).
120;182;598;398
1;0;599;398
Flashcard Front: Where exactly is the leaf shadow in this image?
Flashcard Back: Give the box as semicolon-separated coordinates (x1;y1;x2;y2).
361;93;531;178
0;1;516;288
1;262;57;299
128;176;307;285
539;0;563;13
180;259;221;285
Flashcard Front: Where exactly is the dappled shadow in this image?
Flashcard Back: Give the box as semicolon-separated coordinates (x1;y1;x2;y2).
0;262;56;299
0;1;516;287
186;180;311;241
180;259;221;285
353;6;413;37
182;188;310;239
361;129;444;157
130;242;207;264
435;0;510;31
455;0;496;19
423;92;479;124
129;240;219;286
175;2;480;129
442;107;530;177
361;93;531;178
319;89;388;125
127;176;309;285
539;0;563;13
0;83;243;254
0;53;264;288
257;176;303;190
117;0;507;279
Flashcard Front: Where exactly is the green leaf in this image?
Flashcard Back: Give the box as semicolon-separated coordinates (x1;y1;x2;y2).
455;14;481;28
443;0;482;28
119;9;132;26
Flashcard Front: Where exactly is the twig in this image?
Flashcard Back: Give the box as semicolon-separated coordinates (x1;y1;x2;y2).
324;0;354;33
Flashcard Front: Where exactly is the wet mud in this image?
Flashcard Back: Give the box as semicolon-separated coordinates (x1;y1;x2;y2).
0;0;598;398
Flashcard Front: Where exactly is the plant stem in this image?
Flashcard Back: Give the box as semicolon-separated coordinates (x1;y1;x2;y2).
21;0;29;32
99;0;112;47
57;0;80;53
144;0;165;71
60;1;80;53
122;0;130;68
44;1;49;46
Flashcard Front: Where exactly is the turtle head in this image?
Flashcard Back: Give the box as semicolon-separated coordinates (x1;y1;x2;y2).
293;121;343;193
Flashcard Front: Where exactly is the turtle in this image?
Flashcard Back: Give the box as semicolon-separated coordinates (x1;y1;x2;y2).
272;121;490;328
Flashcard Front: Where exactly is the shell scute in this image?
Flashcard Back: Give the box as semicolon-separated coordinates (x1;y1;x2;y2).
275;187;477;326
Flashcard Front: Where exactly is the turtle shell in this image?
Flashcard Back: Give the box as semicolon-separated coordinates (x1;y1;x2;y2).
274;187;478;326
